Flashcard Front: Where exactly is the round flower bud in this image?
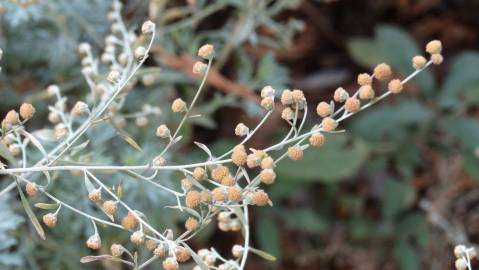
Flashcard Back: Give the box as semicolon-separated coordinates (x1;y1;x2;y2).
431;53;443;65
193;61;207;75
144;239;157;251
373;63;392;81
261;85;275;98
234;123;249;137
78;43;91;54
260;169;276;185
54;125;68;140
163;257;179;270
221;175;235;186
86;234;101;250
103;200;118;215
107;70;120;83
200;190;211;203
111;244;124;257
426;40;442;55
154;244;167;257
227;186;242;202
193;167;206;181
260;97;274;111
211;166;229;182
181;178;193;191
232;245;244;258
232;145;247;166
359;85;375;100
309;133;325;147
292;89;304;103
316;101;332;117
198;44;215;60
185;190;201;208
412;55;427;69
287;145;303;161
388;79;403;94
252;190;270;206
357;73;372;86
175;247;191;262
4;110;18;125
121;212;137;230
19;103;35;120
153;156;166;167
281;107;295;121
322;117;338;132
334;87;349;103
130;231;145;245
345;97;360;113
47;85;60;96
88;189;102;203
43;213;57;228
48;112;60;124
171;98;187;113
8;144;21;156
280;89;294;105
156;124;170;138
260;156;274;169
455;258;468;270
141;20;155;35
454;245;467;258
185;217;199;231
212;187;226;202
26;182;38;197
204;254;216;266
72;101;89;115
134;46;146;59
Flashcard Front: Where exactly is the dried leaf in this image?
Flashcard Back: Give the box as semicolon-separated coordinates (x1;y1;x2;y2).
15;179;46;240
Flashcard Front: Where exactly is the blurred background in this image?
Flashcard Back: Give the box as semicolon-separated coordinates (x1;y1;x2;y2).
1;0;479;269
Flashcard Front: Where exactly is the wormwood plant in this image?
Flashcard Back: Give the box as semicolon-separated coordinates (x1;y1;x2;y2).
0;2;444;269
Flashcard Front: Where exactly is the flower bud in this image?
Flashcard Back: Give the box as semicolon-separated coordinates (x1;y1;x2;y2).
234;123;249;137
388;79;403;94
156;124;170;138
431;53;443;65
357;73;372;86
232;245;244;257
251;190;270;206
43;213;57;228
19;103;35;120
192;61;207;75
412;55;427;69
260;97;274;111
261;85;275;98
107;70;121;83
171;98;187;113
26;182;39;197
316;101;332;117
130;231;145;245
322;117;338;132
185;217;199;231
193;167;206;181
141;20;155;35
260;169;276;185
309;133;325;147
121;212;137;230
4;110;18;125
72;101;89;115
163;257;179;270
359;85;375;100
134;46;147;60
333;87;348;103
281;107;294;121
185;190;201;208
86;234;101;250
198;44;215;60
373;63;392;81
111;244;124;257
280;89;294;105
345;97;360;113
287;145;303;161
426;40;442;55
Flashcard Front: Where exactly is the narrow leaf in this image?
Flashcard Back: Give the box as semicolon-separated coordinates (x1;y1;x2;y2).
34;203;60;210
194;142;213;158
15;179;46;240
117;131;142;152
250;247;277;261
84;173;96;194
19;130;49;162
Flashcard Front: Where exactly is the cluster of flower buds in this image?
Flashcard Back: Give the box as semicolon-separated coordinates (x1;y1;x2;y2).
217;211;242;232
1;103;36;156
454;245;477;270
193;44;214;75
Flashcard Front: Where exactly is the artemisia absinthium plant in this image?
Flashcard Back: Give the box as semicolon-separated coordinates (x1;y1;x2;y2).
0;1;444;269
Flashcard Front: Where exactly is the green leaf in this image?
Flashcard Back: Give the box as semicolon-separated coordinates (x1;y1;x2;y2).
255;214;281;262
444;116;479;149
276;134;369;182
382;179;416;220
347;38;383;67
34;203;60;210
353;99;432;142
283;209;329;233
439;52;479;108
393;241;419;270
14;179;45;240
